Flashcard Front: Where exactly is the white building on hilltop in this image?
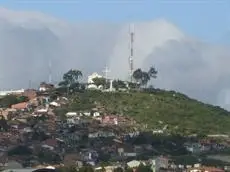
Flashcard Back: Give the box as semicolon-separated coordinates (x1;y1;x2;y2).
87;72;103;89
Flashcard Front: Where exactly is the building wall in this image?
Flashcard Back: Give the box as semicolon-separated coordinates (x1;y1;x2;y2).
88;73;102;84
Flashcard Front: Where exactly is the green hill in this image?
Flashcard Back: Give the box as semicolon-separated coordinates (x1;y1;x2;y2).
64;89;230;135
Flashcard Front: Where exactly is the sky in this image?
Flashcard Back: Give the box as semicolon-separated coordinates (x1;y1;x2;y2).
1;0;230;109
0;0;230;43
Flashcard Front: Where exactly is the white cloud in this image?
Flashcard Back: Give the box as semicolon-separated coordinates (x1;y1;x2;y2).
0;7;229;109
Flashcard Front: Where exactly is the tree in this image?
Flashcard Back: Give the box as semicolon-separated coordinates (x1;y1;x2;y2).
133;69;150;87
8;146;32;156
141;72;150;87
17;96;29;102
114;167;123;172
132;66;158;88
0;116;8;131
113;80;127;90
92;77;106;88
148;66;157;79
133;68;143;84
136;164;152;172
59;69;83;93
38;150;62;164
79;166;94;172
63;69;83;85
0;95;19;108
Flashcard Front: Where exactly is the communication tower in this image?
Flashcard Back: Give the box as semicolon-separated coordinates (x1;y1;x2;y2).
129;24;134;82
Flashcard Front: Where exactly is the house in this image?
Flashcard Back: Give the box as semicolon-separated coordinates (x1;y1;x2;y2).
4;160;23;169
81;150;98;162
93;112;100;117
2;169;37;172
184;143;202;153
42;138;58;150
95;165;120;172
102;115;118;125
155;156;169;170
66;112;77;117
67;117;80;125
35;108;48;114
39;82;54;92
188;166;224;172
11;102;28;110
63;153;83;167
127;160;141;168
23;89;37;100
88;131;115;138
49;101;60;107
0;153;7;168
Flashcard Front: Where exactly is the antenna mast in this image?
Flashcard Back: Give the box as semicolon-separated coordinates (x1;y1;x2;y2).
48;59;52;83
129;24;134;82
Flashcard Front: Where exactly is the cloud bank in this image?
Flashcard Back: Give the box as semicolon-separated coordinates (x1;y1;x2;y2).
0;7;229;109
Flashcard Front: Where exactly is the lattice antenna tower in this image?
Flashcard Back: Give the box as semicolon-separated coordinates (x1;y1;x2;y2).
48;59;52;83
129;23;135;82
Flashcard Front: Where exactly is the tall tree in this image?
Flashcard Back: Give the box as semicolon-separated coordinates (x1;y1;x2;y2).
133;68;143;84
58;69;83;94
148;66;157;79
63;69;83;86
141;72;150;87
132;66;158;88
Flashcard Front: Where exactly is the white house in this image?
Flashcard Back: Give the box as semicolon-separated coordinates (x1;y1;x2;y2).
93;112;100;117
127;160;141;168
87;72;103;89
66;112;77;117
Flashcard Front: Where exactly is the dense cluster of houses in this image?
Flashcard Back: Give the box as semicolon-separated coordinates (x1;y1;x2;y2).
0;80;229;172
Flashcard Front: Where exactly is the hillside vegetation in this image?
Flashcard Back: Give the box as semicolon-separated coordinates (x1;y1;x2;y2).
65;89;230;135
54;68;230;135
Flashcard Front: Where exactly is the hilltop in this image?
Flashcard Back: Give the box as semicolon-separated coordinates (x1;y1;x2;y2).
61;89;230;135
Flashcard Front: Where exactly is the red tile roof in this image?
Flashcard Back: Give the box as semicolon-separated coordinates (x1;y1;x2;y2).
11;102;28;110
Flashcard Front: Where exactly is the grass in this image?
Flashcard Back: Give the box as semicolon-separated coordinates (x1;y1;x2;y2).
65;89;230;135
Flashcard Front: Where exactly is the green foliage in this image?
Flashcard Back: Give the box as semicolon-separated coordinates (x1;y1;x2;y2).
17;96;29;102
78;166;94;172
58;166;78;172
113;80;127;90
8;146;32;156
136;164;152;172
114;167;124;172
0;116;8;131
133;67;157;87
0;95;29;108
37;151;61;164
68;89;230;134
59;69;83;93
63;69;83;85
54;107;68;120
92;77;106;87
